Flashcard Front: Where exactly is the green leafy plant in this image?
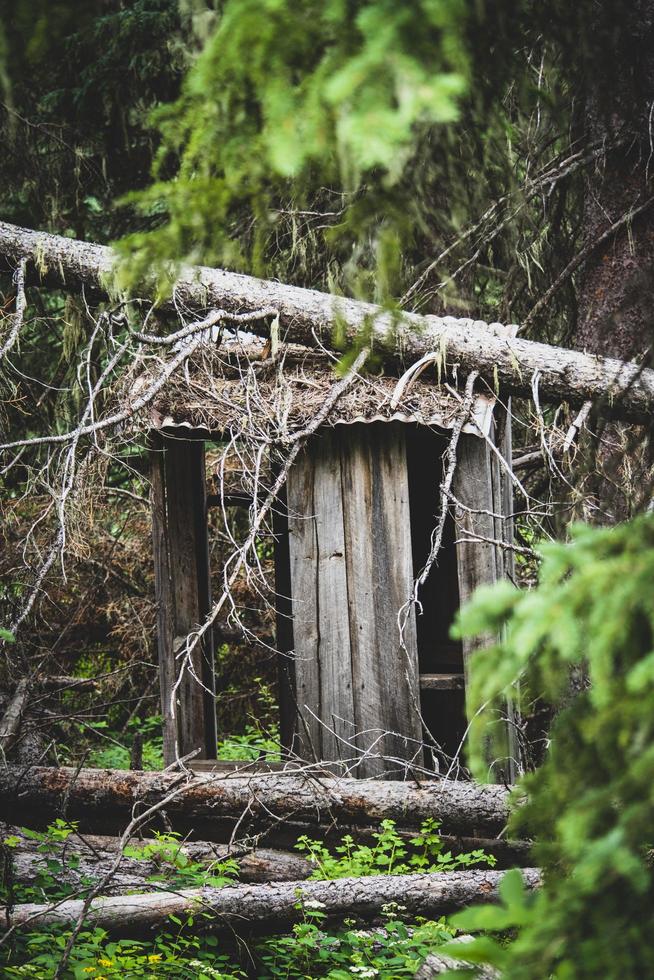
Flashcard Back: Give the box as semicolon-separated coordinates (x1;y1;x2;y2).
443;515;654;978
124;831;239;889
296;818;495;879
216;721;281;762
260;902;455;979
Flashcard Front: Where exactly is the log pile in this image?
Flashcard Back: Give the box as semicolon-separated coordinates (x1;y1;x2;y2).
1;763;536;956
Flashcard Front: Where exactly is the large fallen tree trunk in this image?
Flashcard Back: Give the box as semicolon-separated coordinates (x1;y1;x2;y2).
0;221;652;422
4;830;311;889
0;765;511;838
5;868;540;936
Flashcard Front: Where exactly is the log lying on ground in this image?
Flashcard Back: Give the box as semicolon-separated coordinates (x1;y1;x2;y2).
0;765;511;837
0;220;652;422
5;868;540;936
415;935;499;979
4;830;311;888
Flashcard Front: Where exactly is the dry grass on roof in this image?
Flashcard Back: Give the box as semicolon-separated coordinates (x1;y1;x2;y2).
129;339;494;439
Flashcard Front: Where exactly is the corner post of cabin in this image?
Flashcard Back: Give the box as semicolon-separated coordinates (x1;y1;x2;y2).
452;408;517;782
150;431;217;765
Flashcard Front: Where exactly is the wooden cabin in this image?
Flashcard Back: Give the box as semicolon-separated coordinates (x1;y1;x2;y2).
146;338;516;781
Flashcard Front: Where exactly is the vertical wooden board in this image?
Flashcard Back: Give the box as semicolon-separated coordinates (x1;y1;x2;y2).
342;424;423;778
370;424;423;771
453;432;514;782
192;444;217;756
340;426;378;775
150;434;177;766
163;438;216;760
494;404;518;780
272;487;296;754
312;429;354;765
452;433;498;654
499;401;516;584
286;448;321;761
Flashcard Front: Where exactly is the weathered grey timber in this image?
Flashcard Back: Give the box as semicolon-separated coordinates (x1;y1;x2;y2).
286;425;422;777
5;830;311;889
5;868;540;935
453;424;518;782
150;434;216;762
0;221;652;422
0;765;511;836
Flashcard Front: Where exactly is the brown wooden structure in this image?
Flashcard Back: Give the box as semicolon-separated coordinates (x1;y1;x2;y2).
148;341;516;779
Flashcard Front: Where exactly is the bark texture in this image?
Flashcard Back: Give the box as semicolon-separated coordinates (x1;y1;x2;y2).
0;678;29;756
5;868;540;935
3;830;311;889
0;765;510;837
0;221;653;422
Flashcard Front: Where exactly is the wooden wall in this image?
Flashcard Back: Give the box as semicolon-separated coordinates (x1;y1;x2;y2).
284;423;423;778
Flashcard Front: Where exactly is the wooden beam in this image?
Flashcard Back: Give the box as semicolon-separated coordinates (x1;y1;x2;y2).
1;220;653;422
151;435;216;763
419;674;465;691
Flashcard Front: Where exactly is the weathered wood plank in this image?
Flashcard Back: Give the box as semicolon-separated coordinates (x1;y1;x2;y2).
342;424;422;777
313;429;354;764
150;433;177;765
419;674;465;691
286;447;321;761
272;486;296;754
452;430;515;782
452;433;499;665
151;436;216;763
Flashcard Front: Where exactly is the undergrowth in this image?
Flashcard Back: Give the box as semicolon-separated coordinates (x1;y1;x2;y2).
0;817;492;978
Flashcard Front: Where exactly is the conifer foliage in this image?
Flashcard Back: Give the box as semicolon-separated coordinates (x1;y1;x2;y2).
450;516;654;978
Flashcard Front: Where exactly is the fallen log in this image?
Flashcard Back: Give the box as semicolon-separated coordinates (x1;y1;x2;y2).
0;765;511;838
415;935;499;979
3;830;310;888
0;221;652;422
5;868;540;936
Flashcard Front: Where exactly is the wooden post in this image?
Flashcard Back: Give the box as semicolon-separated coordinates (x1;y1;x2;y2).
452;421;517;782
285;424;423;778
150;434;216;764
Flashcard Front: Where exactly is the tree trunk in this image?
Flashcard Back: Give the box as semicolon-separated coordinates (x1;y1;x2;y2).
2;830;311;889
0;221;653;422
5;868;540;936
0;765;510;837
